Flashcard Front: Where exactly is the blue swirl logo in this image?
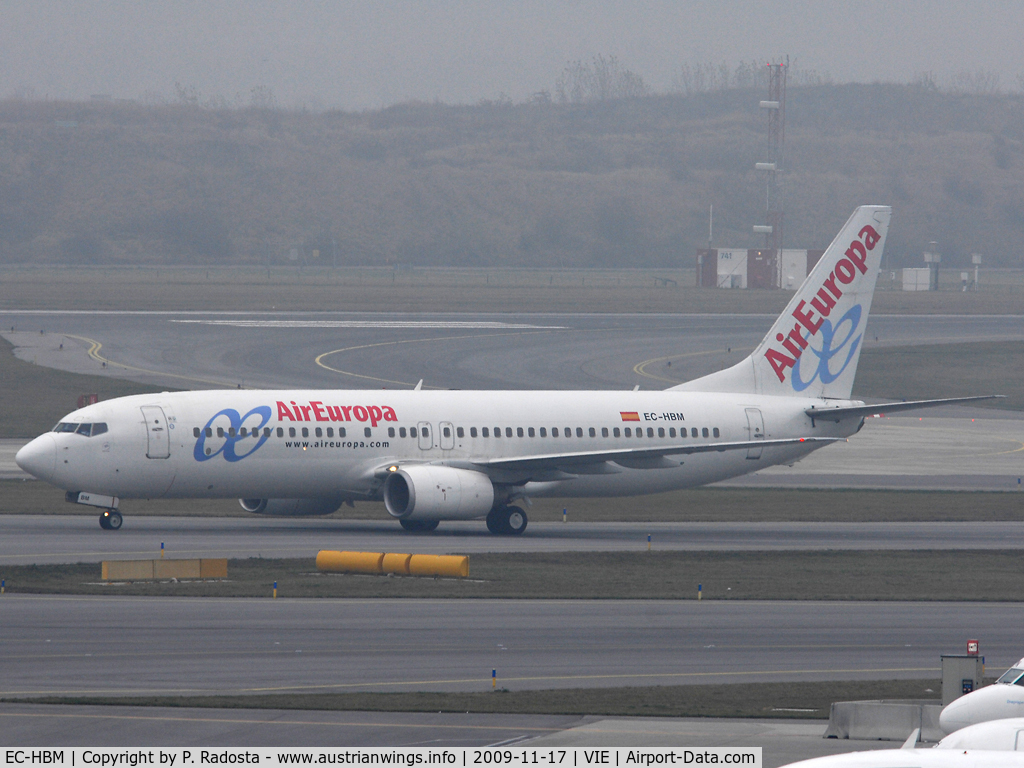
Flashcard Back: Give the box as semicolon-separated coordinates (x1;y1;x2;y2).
791;304;863;392
194;406;272;462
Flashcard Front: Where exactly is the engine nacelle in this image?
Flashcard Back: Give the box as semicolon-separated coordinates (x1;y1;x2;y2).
383;465;494;520
239;498;343;516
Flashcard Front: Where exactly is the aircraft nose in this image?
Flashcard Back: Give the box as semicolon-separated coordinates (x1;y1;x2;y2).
939;696;971;734
16;434;56;481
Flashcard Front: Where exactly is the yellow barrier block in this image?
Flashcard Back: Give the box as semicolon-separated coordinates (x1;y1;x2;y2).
200;559;228;578
409;554;469;578
382;553;412;575
102;560;155;580
102;559;229;580
316;550;385;574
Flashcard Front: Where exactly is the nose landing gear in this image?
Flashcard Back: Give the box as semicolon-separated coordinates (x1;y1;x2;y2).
99;510;123;530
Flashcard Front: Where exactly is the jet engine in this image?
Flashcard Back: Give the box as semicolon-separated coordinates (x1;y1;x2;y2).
383;465;494;520
239;498;343;516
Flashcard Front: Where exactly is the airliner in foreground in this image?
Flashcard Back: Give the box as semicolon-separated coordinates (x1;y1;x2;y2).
16;206;995;532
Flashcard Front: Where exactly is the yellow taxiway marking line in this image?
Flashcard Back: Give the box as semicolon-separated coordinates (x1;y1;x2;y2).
314;330;555;388
0;666;939;698
63;334;245;389
632;348;752;385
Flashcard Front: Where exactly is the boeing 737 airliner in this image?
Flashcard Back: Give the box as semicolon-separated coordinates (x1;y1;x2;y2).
15;206;995;533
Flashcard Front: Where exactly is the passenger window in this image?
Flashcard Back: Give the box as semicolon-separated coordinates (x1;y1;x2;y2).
493;427;500;438
240;428;248;437
528;427;535;437
217;427;225;438
637;429;643;438
669;427;676;438
516;427;523;437
658;428;665;438
482;427;489;437
713;427;720;437
691;428;698;437
614;427;620;437
302;428;309;438
327;427;334;437
193;427;201;438
576;427;583;437
388;427;395;437
228;428;236;437
264;427;271;437
702;427;709;437
552;428;558;437
289;428;296;437
92;423;107;437
276;427;283;437
206;427;213;438
422;427;429;437
457;427;464;438
601;427;608;437
624;428;631;437
364;427;372;437
400;427;407;437
410;427;418;438
565;427;572;438
539;427;547;437
314;427;321;437
339;428;346;437
589;427;596;437
443;426;451;437
506;427;513;438
470;427;477;437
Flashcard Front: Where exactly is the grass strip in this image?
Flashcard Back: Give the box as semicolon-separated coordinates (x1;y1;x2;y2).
6;481;1024;522
3;550;1024;601
3;678;947;720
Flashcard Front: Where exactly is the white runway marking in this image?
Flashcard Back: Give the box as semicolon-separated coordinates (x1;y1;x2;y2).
169;319;566;329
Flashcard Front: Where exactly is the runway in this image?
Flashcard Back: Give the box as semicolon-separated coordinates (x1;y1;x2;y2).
3;515;1024;565
2;596;1018;697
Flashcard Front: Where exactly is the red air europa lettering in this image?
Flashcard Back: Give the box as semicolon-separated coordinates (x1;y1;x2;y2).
276;401;397;427
765;224;880;383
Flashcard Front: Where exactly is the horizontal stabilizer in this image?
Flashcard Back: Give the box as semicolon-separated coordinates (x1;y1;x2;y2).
806;395;1004;422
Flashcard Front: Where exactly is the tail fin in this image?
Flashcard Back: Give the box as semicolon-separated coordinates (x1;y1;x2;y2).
673;205;891;399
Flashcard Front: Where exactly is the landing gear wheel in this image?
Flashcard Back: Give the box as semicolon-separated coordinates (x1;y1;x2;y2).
505;506;528;535
100;510;122;531
486;508;507;535
399;519;439;532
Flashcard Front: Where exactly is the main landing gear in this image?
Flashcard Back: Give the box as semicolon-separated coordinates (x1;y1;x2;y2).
399;519;439;532
486;506;528;536
99;509;123;530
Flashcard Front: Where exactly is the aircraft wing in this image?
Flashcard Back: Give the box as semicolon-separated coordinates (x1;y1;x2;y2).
806;395;1004;422
455;436;844;480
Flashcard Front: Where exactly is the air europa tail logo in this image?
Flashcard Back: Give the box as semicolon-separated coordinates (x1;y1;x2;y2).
765;224;881;387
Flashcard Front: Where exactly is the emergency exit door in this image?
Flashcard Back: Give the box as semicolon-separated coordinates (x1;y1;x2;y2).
141;405;170;459
745;408;764;460
417;422;433;450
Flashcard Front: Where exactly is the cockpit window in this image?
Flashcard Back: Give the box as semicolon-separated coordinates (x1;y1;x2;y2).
52;422;108;437
997;668;1024;685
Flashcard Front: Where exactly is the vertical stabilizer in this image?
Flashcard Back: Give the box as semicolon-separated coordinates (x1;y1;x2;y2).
673;205;891;399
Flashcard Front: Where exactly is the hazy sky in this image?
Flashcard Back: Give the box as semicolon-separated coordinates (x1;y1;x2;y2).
2;1;1021;110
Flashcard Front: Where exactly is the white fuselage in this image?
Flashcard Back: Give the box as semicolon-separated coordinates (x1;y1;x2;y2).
19;387;858;505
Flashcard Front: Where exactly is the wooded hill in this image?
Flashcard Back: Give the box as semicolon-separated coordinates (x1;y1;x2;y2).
2;83;1024;269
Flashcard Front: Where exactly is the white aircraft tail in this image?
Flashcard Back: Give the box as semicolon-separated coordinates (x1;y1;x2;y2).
673;205;891;399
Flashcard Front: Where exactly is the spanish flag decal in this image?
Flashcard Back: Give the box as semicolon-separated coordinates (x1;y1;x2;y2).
620;411;641;422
